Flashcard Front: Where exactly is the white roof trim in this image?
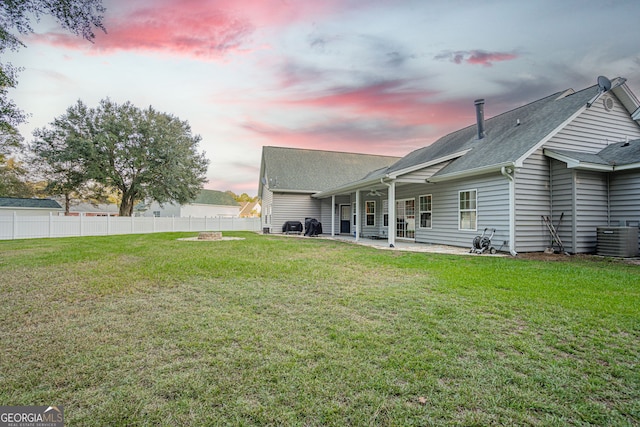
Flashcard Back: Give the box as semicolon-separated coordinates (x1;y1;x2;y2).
386;149;471;178
427;162;513;183
544;149;640;172
615;162;640;171
543;149;612;170
312;176;387;198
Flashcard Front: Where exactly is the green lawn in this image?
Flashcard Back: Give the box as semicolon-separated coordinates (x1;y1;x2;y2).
0;232;638;426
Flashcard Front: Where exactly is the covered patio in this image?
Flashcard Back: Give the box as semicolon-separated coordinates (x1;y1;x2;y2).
296;233;496;256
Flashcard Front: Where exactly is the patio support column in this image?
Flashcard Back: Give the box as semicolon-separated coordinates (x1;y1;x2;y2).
387;181;396;248
355;190;360;242
331;195;336;236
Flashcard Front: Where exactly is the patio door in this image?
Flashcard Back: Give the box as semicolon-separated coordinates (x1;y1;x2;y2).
396;199;415;239
340;205;351;233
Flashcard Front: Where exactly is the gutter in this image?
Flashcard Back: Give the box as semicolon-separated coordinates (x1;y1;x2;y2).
500;166;518;256
427;162;512;183
271;189;319;194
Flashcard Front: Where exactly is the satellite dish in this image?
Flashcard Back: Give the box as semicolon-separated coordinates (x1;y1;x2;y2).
261;177;267;185
597;75;612;92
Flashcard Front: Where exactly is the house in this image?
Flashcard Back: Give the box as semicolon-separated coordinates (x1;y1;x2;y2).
258;76;640;254
60;201;120;216
141;189;240;217
239;201;261;218
258;146;400;233
0;197;64;216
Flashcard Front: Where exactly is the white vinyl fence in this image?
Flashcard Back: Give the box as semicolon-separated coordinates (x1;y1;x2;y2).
0;213;262;240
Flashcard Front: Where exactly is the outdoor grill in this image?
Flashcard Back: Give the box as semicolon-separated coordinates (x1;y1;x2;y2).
282;221;303;234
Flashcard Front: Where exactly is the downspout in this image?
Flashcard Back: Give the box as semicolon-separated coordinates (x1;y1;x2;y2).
381;177;396;248
501;166;518;256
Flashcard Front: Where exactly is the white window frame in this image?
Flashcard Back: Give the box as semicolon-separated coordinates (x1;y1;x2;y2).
352;202;356;227
419;194;432;229
365;200;375;226
458;189;477;231
383;200;388;226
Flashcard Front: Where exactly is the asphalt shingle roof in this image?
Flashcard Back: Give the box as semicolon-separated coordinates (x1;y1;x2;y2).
548;139;640;166
386;85;601;178
0;197;62;209
261;146;400;192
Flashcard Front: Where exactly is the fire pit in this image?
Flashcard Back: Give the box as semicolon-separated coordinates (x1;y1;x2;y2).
197;231;223;240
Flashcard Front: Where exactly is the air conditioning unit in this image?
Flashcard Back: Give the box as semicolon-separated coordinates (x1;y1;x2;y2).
597;227;639;258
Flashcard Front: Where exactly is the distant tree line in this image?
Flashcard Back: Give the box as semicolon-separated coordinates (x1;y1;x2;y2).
226;191;259;204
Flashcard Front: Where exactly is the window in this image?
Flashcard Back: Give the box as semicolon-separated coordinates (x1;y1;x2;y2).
419;195;432;229
459;190;477;230
383;200;388;226
352;202;356;226
153;211;161;218
365;201;375;226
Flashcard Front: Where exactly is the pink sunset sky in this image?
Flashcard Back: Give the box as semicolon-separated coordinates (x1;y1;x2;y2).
8;0;640;195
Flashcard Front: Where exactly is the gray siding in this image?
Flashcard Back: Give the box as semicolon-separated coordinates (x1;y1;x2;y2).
610;170;640;225
574;170;609;253
521;94;640;252
318;195;351;234
549;162;611;253
271;193;320;234
515;150;552;252
351;175;511;250
545;95;640;153
550;159;575;253
610;170;640;251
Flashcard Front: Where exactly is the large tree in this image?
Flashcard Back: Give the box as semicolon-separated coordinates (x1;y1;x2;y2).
1;1;106;197
1;0;106;133
31;99;210;216
31;100;104;213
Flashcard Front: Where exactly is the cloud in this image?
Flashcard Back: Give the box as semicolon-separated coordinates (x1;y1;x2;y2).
31;2;255;58
435;49;518;67
29;0;351;59
276;78;465;128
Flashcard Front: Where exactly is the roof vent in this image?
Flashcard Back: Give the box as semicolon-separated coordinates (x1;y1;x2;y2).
474;99;485;140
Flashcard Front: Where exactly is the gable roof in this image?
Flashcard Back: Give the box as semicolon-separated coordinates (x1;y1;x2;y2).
0;197;63;210
317;77;640;195
239;201;260;216
394;85;608;183
545;139;640;171
259;146;400;194
191;189;239;206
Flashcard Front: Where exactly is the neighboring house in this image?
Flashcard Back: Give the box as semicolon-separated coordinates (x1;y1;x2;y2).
259;76;640;254
61;201;120;216
0;197;64;216
239;201;261;218
141;189;240;217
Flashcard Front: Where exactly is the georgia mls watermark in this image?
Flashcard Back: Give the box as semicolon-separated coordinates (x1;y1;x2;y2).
0;406;63;427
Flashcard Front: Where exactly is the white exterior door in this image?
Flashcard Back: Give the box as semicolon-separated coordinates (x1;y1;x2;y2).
396;199;415;239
